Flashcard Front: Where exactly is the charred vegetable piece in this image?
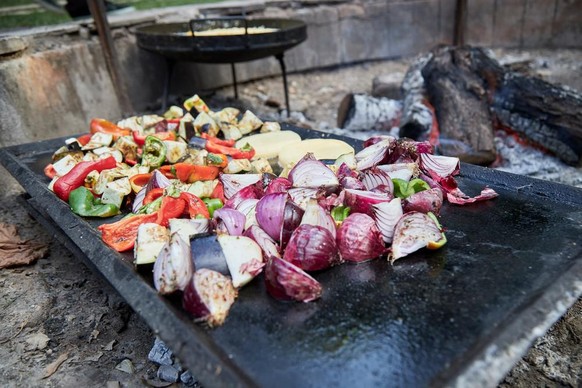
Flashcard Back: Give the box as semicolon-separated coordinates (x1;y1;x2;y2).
141;136;167;169
153;233;193;294
180;192;210;219
68;186;119;218
159;163;219;183
155;196;187;228
182;269;237;327
336;213;385;263
390;211;446;263
134;223;170;265
205;141;256;160
53;156;117;202
264;256;323;303
90;118;130;140
98;212;158;252
218;235;264;288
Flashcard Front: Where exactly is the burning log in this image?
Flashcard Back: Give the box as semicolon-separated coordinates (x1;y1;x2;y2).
337;93;402;132
421;47;497;165
422;46;582;166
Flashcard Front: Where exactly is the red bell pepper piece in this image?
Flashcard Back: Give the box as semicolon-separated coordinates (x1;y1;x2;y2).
129;173;151;193
179;192;210;219
53;156;117;202
143;187;164;205
159;163;220;183
98;212;158;252
77;133;93;146
201;133;236;147
205;141;255;160
90;119;131;140
155;196;187;227
133;131;176;147
210;181;226;203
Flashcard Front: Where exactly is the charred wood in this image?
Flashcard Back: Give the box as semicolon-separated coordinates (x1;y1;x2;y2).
337;93;402;132
421;47;497;165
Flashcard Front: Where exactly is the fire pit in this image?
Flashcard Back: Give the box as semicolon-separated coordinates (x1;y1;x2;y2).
134;17;307;113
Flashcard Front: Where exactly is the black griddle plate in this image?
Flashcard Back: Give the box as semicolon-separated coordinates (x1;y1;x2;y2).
1;126;581;387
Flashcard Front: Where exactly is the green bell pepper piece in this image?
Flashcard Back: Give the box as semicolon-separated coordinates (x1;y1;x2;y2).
203;197;223;218
392;178;430;199
142;135;167;169
68;186;120;218
331;205;351;224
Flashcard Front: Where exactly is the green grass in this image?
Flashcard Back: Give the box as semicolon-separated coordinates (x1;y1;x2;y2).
0;0;225;31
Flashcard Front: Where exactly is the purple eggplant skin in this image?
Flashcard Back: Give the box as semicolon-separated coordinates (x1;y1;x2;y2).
283;224;341;271
336;213;386;263
182;269;237;327
280;200;304;250
264;256;323;303
403;188;443;214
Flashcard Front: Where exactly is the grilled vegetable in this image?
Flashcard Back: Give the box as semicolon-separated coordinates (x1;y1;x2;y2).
142;136;167;169
53;156;117;202
134;223;170;265
68;186;119;218
182;269;237;327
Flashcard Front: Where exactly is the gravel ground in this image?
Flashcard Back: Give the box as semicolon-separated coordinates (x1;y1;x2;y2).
0;48;581;387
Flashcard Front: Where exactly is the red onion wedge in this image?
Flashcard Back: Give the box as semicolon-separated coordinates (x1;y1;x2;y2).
168;218;210;242
390;211;446;263
283;224;341;271
288;187;319;210
355;137;395;170
361;168;394;192
217;235;264;288
213;207;246;236
336;213;385;263
265;177;292;194
182;269;237;327
344;188;393;217
153;233;193;295
288;153;339;190
300;199;336;238
224;184;262;209
255;192;288;241
244;224;281;259
235;198;259;230
280;200;304;249
220;173;261;199
403;187;444;214
264;256;323;302
419;153;460;178
372;198;403;244
377;162;419;182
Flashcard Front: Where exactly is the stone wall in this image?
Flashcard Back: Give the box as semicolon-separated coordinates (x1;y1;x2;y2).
0;0;581;147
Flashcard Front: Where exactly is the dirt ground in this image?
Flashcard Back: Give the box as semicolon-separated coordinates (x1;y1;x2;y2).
1;48;581;387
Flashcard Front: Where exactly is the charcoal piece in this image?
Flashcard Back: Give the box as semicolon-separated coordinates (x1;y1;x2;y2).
337;93;402;131
148;337;173;366
157;364;180;383
421;47;497;165
180;370;201;387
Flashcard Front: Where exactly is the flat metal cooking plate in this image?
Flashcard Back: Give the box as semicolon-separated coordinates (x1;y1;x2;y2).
1;126;581;387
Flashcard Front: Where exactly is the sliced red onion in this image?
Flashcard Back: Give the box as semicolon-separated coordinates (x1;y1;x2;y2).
288;187;319;210
336;213;385;263
132;187;147;213
390;211;446;263
168;218;210;242
220;173;261;199
420;153;460;178
224;184;263;209
283;224;341;271
388;139;433;164
217;235;264;288
404;187;444;214
244;224;281;259
182;268;237;327
132;170;171;212
288;153;339;190
355;137;395;170
213;208;246;236
280;200;304;249
339;176;366;190
372;198;403;244
344;188;393;216
153;233;193;295
265;177;292;194
361;168;394;192
317;190;345;210
235;198;259;230
336;163;359;180
446;187;499;205
264;256;323;302
363;135;394;148
255;192;288;241
377;162;418;182
300;199;336;238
